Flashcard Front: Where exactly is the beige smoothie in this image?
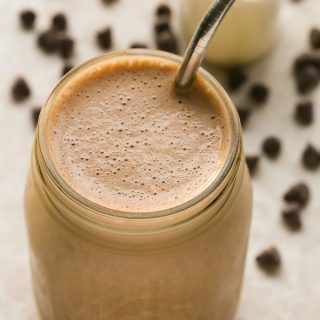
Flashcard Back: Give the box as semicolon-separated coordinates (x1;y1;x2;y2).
24;52;252;320
181;0;281;65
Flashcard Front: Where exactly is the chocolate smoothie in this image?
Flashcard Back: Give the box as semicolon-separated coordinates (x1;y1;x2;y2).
25;52;252;320
47;55;230;212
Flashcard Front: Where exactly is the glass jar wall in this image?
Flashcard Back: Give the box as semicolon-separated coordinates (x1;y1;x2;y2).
24;51;252;320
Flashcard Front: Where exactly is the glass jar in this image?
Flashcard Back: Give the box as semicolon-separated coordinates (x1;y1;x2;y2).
24;50;252;320
181;0;281;65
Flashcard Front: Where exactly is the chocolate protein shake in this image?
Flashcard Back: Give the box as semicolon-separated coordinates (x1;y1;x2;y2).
24;51;252;320
47;56;230;212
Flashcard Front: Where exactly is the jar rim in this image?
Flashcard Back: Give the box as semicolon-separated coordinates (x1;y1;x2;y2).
37;49;241;220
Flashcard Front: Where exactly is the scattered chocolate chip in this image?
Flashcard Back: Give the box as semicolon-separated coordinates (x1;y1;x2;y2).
296;65;320;94
156;30;178;54
20;10;36;30
283;182;310;207
246;156;259;176
282;202;302;231
237;108;251;127
96;27;112;50
294;101;313;126
256;247;281;273
293;53;320;94
52;13;67;31
249;83;269;104
11;77;31;102
61;64;74;76
37;29;60;53
130;43;148;49
31;107;41;128
57;36;74;58
262;136;281;159
310;28;320;50
293;53;320;75
37;30;74;58
156;4;172;17
302;144;320;170
101;0;119;5
154;17;171;34
227;68;248;91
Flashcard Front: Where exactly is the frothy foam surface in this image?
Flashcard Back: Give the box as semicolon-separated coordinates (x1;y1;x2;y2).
47;56;231;213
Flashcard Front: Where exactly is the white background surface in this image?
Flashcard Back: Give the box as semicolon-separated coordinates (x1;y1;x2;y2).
0;0;319;319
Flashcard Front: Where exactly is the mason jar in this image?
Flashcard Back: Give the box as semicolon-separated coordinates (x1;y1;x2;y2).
24;50;252;320
181;0;282;65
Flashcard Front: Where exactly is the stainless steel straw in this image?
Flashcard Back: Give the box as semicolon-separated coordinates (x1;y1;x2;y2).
175;0;236;91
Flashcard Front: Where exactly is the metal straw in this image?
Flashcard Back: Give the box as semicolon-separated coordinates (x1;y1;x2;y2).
175;0;236;91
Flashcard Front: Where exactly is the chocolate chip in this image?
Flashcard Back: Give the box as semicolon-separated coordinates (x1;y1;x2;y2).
296;65;320;94
61;64;74;76
31;107;41;128
11;77;31;102
101;0;119;5
52;13;67;31
282;202;302;231
156;4;172;17
37;29;60;53
20;10;36;30
310;28;320;50
249;83;269;104
130;43;148;49
154;17;171;34
227;68;248;91
294;101;313;126
37;30;74;58
294;53;320;75
283;182;310;207
156;30;178;54
96;27;112;50
57;36;74;58
293;54;320;94
237;108;251;127
246;156;259;176
256;247;281;273
262;136;281;159
302;144;320;170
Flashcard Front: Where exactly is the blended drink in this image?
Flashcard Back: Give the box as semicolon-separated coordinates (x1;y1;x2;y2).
47;56;230;212
24;51;252;320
